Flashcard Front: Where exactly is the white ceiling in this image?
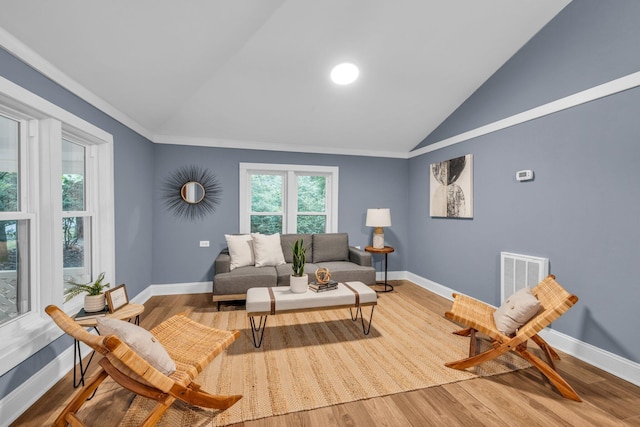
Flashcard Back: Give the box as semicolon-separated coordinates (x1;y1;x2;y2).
0;0;570;158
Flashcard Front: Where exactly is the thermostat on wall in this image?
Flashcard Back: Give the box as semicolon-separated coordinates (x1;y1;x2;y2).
516;170;534;181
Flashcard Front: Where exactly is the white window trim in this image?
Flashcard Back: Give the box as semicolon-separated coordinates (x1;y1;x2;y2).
0;76;115;376
239;163;339;234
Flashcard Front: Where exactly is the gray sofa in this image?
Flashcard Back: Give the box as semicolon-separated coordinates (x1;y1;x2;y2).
212;233;375;308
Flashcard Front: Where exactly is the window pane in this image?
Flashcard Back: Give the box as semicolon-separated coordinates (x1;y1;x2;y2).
62;139;85;211
297;215;326;234
63;216;91;291
250;215;282;234
297;175;326;213
251;174;282;213
0;115;19;213
0;220;30;326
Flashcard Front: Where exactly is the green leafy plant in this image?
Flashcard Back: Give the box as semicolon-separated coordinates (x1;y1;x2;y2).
291;239;306;277
64;272;110;302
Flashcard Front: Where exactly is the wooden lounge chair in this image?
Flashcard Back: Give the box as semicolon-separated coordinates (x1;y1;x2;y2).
444;275;581;401
45;305;242;426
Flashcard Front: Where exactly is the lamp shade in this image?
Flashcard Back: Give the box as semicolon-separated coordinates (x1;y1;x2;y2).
366;208;391;227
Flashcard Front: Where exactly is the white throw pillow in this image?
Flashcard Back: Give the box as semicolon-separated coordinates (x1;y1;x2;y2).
96;317;176;375
493;287;541;336
225;234;255;270
252;233;286;267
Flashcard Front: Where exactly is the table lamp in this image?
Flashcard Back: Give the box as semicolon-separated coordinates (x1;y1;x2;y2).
366;208;391;249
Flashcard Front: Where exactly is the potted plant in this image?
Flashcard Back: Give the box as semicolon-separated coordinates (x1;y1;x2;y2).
64;272;110;312
290;239;308;293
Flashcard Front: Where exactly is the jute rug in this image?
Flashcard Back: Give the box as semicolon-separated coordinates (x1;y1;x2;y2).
120;290;529;426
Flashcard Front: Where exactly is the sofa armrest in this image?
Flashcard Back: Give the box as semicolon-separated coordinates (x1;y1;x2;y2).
349;246;372;267
214;249;231;275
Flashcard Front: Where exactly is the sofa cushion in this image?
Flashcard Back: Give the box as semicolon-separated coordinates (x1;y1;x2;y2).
312;233;349;263
224;234;255;270
252;233;286;267
315;261;376;285
280;234;313;263
213;265;277;295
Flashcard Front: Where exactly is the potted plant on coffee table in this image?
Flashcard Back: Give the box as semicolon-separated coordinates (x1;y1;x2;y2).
290;239;308;293
64;271;111;312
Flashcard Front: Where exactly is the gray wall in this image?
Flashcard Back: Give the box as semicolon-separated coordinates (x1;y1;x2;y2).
409;0;640;363
0;47;156;399
151;144;409;284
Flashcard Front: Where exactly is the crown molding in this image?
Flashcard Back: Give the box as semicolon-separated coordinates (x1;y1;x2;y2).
153;134;409;159
410;70;640;158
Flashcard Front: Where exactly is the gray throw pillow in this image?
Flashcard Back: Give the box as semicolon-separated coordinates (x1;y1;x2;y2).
312;233;349;263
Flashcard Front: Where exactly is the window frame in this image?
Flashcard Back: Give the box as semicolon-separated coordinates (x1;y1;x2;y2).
0;76;115;376
239;163;339;234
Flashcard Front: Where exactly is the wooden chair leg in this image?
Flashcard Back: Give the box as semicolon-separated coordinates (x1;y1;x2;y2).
516;347;581;402
452;327;474;337
445;344;511;370
140;396;176;427
531;334;561;367
53;368;109;427
170;383;242;409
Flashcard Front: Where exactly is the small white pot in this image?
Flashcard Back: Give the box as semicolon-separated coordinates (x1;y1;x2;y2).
290;274;308;294
84;294;106;312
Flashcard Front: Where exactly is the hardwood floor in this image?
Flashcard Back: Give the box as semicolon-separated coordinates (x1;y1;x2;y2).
10;281;640;426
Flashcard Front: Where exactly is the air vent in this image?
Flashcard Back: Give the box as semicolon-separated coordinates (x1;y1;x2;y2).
500;252;549;302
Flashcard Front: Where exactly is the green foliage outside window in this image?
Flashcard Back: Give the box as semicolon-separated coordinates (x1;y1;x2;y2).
250;215;282;234
62;174;85;268
251;174;282;212
250;173;328;234
297;175;326;212
0;172;18;267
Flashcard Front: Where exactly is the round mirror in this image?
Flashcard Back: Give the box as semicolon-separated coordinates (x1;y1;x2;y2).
180;181;205;204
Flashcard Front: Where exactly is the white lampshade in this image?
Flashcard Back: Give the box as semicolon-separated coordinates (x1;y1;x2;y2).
366;208;392;227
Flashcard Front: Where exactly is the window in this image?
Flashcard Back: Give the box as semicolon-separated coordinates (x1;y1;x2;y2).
0;113;29;328
239;163;339;234
62;139;92;291
0;77;114;376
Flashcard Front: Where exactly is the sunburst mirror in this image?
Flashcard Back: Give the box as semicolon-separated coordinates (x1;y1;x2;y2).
162;165;222;220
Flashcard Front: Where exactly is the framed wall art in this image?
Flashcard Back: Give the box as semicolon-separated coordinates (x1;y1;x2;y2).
105;284;129;312
430;154;473;218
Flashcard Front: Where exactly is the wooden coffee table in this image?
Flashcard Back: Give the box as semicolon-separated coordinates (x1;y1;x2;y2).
246;281;377;348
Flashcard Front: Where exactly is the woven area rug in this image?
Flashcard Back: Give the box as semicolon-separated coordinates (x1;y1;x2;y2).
120;290;529;426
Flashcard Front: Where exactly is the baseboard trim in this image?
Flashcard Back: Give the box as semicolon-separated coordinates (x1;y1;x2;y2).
148;281;212;296
4;275;639;425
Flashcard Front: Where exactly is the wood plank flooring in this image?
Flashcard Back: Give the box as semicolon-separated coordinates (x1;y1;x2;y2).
10;281;640;426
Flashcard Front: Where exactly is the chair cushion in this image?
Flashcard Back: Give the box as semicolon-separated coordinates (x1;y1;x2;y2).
97;317;176;375
493;287;541;335
225;234;255;270
251;233;286;267
312;233;349;263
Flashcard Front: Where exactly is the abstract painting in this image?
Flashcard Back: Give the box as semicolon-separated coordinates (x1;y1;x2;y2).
430;154;473;218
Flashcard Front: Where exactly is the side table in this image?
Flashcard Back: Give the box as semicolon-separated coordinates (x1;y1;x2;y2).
73;303;144;388
365;245;395;292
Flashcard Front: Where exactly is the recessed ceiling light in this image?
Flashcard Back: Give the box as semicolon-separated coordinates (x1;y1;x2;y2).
331;63;359;85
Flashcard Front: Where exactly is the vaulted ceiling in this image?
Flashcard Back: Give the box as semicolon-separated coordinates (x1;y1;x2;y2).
0;1;570;157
